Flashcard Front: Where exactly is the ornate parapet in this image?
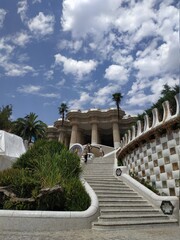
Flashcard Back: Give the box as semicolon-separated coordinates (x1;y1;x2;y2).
117;94;180;196
120;94;180;149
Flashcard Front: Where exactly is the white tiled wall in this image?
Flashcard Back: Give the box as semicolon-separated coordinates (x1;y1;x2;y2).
123;130;180;196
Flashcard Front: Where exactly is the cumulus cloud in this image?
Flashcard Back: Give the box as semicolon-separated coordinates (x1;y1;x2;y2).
17;84;59;98
12;31;31;46
28;12;55;36
54;53;97;79
104;65;129;83
0;9;7;28
61;0;121;38
57;39;83;53
5;64;34;77
17;85;42;94
0;38;35;77
127;74;179;108
91;84;118;107
68;92;92;110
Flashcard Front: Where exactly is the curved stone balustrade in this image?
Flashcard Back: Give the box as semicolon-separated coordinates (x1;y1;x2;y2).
120;94;180;149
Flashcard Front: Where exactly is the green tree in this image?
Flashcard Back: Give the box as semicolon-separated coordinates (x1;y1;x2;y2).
112;93;123;120
13;112;47;143
0;104;13;131
58;103;68;126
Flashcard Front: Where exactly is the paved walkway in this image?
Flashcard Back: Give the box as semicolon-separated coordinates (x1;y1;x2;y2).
1;225;180;240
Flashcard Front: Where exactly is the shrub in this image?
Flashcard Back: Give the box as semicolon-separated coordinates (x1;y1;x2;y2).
13;140;64;170
0;168;40;198
63;178;90;211
0;140;90;211
58;149;82;179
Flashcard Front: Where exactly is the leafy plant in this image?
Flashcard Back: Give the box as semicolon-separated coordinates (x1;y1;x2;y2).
0;140;90;211
63;178;90;211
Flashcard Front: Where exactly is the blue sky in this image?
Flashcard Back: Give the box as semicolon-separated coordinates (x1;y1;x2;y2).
0;0;179;126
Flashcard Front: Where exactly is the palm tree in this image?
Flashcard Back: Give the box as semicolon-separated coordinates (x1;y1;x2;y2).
112;92;123;120
0;104;13;132
58;103;68;126
13;112;47;143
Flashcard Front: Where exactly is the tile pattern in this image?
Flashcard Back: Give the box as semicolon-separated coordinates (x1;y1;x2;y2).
123;130;180;196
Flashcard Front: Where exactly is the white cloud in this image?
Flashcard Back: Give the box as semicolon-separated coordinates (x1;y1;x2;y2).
56;79;66;86
68;92;92;110
127;74;179;108
32;0;42;3
58;39;82;52
5;64;34;77
45;70;54;80
0;9;7;28
54;53;97;79
12;31;31;46
61;0;121;38
28;12;55;36
127;91;154;107
91;84;118;107
17;85;42;94
17;84;59;98
104;65;129;83
17;0;28;22
0;38;34;77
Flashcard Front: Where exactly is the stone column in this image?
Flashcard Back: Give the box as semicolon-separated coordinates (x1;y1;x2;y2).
69;124;78;148
91;122;98;145
112;122;121;149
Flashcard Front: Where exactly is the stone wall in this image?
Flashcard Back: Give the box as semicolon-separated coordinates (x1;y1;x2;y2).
117;94;180;196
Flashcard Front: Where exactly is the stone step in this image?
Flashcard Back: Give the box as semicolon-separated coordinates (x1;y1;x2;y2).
84;177;118;181
91;159;114;164
99;203;154;210
83;158;177;229
98;214;169;221
84;180;125;185
93;189;135;194
99;199;147;204
92;219;178;230
97;195;142;200
100;208;161;216
91;186;132;191
96;192;138;197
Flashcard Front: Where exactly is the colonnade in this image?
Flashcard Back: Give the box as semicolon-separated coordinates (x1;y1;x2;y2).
69;120;121;149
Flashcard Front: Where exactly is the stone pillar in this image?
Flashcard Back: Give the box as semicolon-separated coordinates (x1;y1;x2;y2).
91;123;98;145
112;122;121;149
69;124;78;148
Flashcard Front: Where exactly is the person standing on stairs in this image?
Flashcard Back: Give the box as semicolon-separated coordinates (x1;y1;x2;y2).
84;148;88;163
99;145;104;157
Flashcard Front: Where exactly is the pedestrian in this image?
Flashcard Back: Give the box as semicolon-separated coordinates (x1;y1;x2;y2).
99;145;104;157
87;143;91;153
84;149;88;163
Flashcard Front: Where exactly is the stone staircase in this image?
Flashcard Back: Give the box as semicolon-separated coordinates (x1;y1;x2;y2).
83;156;178;230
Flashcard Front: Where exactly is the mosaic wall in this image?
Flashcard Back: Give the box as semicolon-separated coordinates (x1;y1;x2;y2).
123;129;179;196
118;94;180;197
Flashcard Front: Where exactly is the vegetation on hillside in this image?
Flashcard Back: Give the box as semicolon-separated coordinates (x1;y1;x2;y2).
0;140;90;211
